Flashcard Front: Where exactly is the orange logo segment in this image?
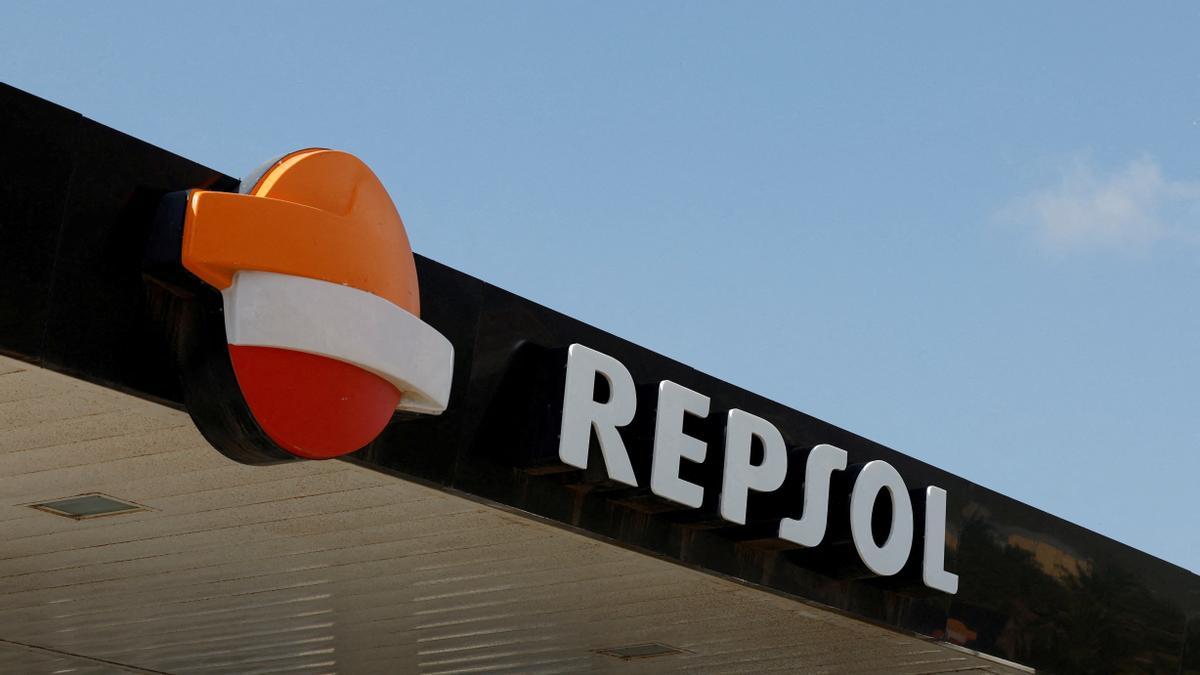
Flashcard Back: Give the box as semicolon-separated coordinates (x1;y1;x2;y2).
182;149;420;314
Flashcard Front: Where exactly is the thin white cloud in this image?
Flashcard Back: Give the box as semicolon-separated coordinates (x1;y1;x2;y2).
1008;157;1200;252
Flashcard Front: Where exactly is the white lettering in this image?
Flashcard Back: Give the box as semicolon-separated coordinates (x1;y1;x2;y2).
650;381;710;508
922;486;959;593
554;347;958;593
557;344;638;486
720;409;788;525
850;460;914;577
778;443;848;547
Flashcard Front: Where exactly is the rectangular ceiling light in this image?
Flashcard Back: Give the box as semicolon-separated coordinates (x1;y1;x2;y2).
29;493;147;520
595;643;690;660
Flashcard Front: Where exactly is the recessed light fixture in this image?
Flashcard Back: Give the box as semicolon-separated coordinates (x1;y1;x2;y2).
28;493;148;520
595;643;690;661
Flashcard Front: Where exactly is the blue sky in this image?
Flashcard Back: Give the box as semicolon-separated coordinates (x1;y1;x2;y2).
3;2;1198;572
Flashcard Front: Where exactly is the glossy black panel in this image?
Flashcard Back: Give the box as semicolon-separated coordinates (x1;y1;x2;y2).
3;83;1197;674
37;108;237;404
0;84;79;362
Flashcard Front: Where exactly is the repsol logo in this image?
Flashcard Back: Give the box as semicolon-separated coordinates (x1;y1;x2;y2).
556;344;959;594
147;149;453;463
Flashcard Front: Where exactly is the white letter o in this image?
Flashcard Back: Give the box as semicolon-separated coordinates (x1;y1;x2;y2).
849;460;914;577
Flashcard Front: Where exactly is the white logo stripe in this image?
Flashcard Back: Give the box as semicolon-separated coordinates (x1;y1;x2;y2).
222;270;454;414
